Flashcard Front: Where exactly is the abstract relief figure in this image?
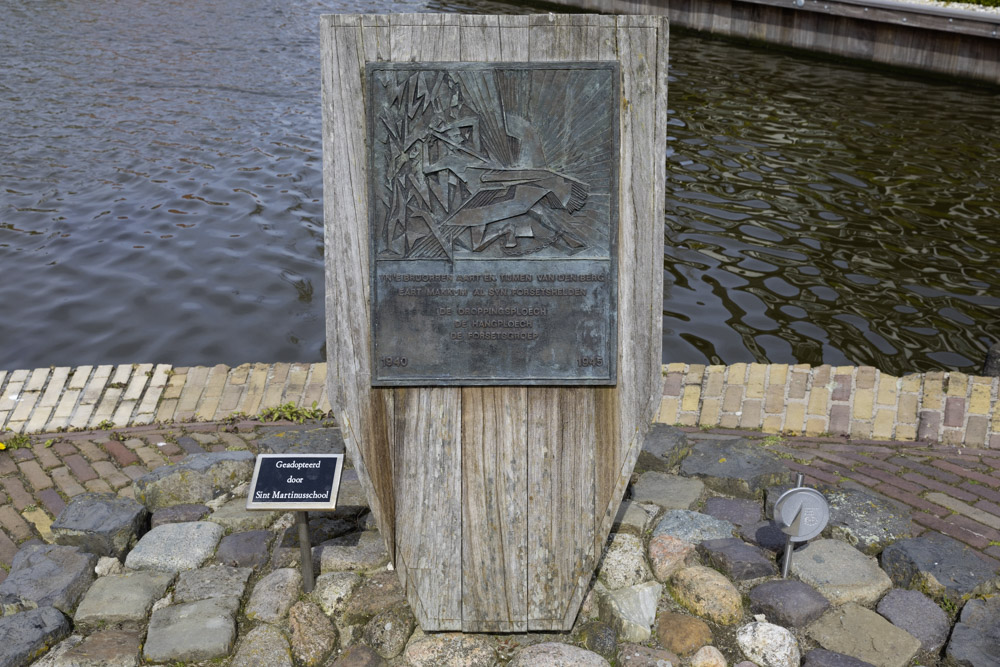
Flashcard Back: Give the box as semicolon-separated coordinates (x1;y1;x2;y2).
368;64;616;262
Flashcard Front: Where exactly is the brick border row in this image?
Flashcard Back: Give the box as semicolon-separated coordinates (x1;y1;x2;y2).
657;363;999;449
1;362;997;448
0;363;330;435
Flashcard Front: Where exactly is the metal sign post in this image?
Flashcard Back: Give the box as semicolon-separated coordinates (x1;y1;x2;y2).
246;453;345;594
775;473;830;578
296;511;315;593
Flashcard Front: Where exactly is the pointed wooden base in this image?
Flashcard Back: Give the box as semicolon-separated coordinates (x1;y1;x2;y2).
321;13;669;631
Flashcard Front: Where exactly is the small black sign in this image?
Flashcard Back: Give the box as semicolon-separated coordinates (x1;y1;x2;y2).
246;453;345;511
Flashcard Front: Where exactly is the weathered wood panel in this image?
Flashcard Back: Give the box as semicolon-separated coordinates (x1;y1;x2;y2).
445;18;531;634
320;15;396;563
546;0;1000;85
527;387;597;630
323;13;668;631
462;387;529;632
383;14;466;632
595;14;670;558
393;387;463;629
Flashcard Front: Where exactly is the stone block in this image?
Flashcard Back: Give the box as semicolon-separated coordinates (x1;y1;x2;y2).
73;570;175;632
880;532;1000;603
612;501;656;536
124;521;224;573
736;621;800;667
0;544;97;615
822;487;913;556
597;581;661;643
741;520;787;552
697;537;777;580
792;539;892;606
875;588;949;653
636;424;691;473
680;438;793;499
648;534;697;582
51;493;148;559
149;503;209;529
143;598;238;663
403;631;497;667
340;571;405;626
245;568;302;624
216;529;273;569
312;571;363;617
290;600;339;666
749;579;830;628
597;533;652;590
631;472;703;510
945;595;1000;667
575;621;617;662
314;530;389;573
509;642;609;667
703;497;762;528
55;629;144;667
690;646;726;667
652;510;735;544
807;603;920;667
362;605;414;660
802;649;877;667
206;497;279;533
0;606;70;667
174;565;251;605
670;565;743;625
258;426;346;454
655;611;711;657
231;624;293;667
132;451;254;510
619;644;681;667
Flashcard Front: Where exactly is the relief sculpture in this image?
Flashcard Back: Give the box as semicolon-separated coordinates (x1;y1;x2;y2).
368;63;616;262
366;62;618;385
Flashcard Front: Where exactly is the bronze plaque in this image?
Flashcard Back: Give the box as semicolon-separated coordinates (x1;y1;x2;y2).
367;62;618;385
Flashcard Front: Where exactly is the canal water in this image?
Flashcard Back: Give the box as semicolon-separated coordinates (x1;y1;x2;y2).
2;0;997;374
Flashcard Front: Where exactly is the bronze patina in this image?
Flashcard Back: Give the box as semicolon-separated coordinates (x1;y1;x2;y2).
367;62;619;385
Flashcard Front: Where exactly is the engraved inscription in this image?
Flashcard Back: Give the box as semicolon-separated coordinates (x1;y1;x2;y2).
368;62;619;385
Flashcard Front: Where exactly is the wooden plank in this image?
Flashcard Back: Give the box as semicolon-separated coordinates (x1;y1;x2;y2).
455;15;529;634
321;14;396;562
498;14;531;60
592;12;670;594
461;387;529;632
382;13;465;632
527;387;596;630
393;387;463;630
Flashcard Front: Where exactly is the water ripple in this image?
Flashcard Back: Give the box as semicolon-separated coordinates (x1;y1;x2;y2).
665;31;1000;373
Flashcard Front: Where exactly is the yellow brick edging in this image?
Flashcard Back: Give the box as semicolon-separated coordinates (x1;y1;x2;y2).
1;361;997;448
0;363;333;436
657;363;999;449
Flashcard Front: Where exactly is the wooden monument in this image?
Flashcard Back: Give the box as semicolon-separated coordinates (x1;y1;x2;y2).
321;13;668;632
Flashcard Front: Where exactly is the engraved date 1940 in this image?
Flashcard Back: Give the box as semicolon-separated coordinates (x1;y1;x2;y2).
382;356;408;368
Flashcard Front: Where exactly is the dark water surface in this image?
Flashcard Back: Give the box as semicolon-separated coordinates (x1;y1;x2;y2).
2;1;998;374
665;35;1000;373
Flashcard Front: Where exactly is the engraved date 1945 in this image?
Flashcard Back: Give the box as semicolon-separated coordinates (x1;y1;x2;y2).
578;356;604;367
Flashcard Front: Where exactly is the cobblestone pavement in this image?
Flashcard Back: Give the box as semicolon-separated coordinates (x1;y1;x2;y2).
2;420;999;582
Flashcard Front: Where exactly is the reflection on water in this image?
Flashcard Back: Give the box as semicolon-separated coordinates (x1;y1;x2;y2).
665;32;1000;374
1;1;997;374
0;0;530;369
